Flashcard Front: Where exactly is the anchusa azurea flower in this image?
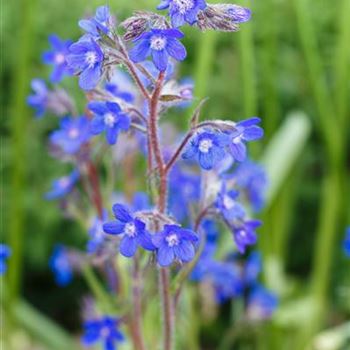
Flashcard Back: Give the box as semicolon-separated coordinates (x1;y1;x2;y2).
49;245;73;286
45;170;79;200
50;116;91;154
343;227;350;257
66;38;104;90
88;101;131;145
82;316;124;350
129;28;186;72
30;2;266;348
103;204;155;257
157;0;207;27
247;285;278;321
0;244;11;275
42;34;73;83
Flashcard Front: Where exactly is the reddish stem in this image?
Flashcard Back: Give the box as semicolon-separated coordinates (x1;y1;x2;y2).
86;161;104;219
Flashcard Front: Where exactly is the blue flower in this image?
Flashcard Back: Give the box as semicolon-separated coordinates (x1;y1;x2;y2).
0;244;11;275
50;116;91;154
233;219;261;253
45;170;79;200
103;204;155;257
82;316;124;350
235;161;268;212
79;6;114;39
66;38;104;90
216;184;245;221
182;131;229;170
27;79;48;117
88;102;131;145
152;224;198;266
247;285;278;320
169;166;200;221
105;83;134;103
131;192;151;211
87;210;109;253
228;117;263;162
157;0;207;27
42;35;73;83
49;245;73;286
129;28;187;72
244;251;261;286
344;227;350;257
225;5;251;24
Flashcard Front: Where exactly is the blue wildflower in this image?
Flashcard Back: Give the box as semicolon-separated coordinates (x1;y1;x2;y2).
82;316;124;350
344;227;350;257
27;79;48;117
66;38;104;90
228;117;263;162
233;219;261;253
216;184;245;221
157;0;207;27
131;192;151;211
244;251;261;286
226;5;251;24
105;83;134;103
50;116;91;154
182;131;229;170
247;285;278;320
152;224;198;267
87;210;109;253
0;244;11;275
103;204;155;257
88;101;131;145
49;245;73;286
42;35;73;83
235;161;267;212
45;170;79;200
79;6;114;39
129;28;186;72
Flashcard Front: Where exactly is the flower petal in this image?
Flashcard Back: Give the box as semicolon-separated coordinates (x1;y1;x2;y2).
79;64;102;90
229;142;246;162
157;245;175;267
166;39;187;61
112;204;133;222
199;151;214;170
152;50;168;71
120;235;138;257
129;40;151;63
173;241;195;262
103;221;125;235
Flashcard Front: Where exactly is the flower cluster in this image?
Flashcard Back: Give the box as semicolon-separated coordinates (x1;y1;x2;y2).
28;3;275;349
0;244;11;275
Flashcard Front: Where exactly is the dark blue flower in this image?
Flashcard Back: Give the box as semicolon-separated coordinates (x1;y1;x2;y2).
152;224;198;266
88;101;130;145
49;245;73;286
42;35;73;83
244;251;261;286
226;5;251;24
87;210;109;253
169;166;200;221
103;204;155;257
45;170;79;200
344;227;350;257
129;28;186;72
157;0;207;27
228;117;263;162
233;219;261;253
66;38;104;90
50;116;91;154
235;161;267;212
182;131;229;170
27;79;48;117
216;184;245;221
247;285;278;320
0;244;11;275
79;6;114;39
82;316;124;350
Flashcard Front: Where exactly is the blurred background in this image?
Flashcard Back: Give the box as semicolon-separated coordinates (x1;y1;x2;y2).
2;0;350;349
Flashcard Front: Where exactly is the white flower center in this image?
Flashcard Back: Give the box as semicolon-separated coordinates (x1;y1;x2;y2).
223;195;235;210
150;36;167;51
232;135;242;144
58;177;70;188
68;128;79;139
124;222;136;237
238;229;246;238
55;53;65;64
100;326;110;337
104;113;116;127
198;139;213;153
174;0;194;13
166;234;179;247
85;51;97;67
